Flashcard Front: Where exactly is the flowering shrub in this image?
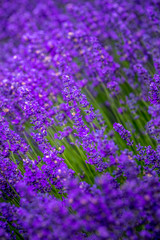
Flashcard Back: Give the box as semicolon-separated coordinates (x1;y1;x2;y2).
0;0;160;239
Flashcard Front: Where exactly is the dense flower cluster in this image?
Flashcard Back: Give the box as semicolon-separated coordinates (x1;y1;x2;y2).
113;123;133;146
0;0;160;239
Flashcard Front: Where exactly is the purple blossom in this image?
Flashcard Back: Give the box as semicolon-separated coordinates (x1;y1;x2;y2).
113;123;133;146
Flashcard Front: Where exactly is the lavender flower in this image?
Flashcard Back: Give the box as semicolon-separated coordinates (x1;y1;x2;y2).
113;123;133;146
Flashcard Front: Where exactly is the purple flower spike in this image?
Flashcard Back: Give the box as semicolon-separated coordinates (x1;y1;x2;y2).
113;123;133;146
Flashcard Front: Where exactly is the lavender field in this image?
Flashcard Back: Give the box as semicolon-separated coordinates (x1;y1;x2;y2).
0;0;160;239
